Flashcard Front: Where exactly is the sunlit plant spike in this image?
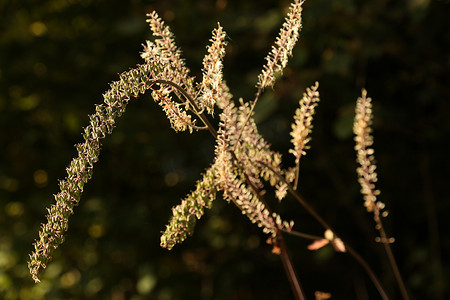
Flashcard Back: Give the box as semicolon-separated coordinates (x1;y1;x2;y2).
199;23;227;115
27;60;195;282
235;0;304;149
353;89;383;215
161;165;219;250
289;81;320;190
256;0;304;90
353;91;409;299
144;11;195;96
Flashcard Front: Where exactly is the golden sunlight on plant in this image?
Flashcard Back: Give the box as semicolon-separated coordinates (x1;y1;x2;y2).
29;1;410;299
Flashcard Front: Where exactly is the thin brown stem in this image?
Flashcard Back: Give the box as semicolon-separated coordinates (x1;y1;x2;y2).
293;162;300;190
375;217;410;300
241;170;307;300
278;232;307;300
281;229;323;241
232;88;263;152
151;79;217;138
344;243;389;300
243;168;306;299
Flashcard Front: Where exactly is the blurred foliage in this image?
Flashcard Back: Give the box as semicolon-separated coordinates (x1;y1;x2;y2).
0;0;449;299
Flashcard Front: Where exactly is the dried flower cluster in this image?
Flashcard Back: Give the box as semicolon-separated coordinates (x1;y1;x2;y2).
257;0;304;90
353;89;384;216
289;81;320;189
144;11;195;96
353;88;395;253
199;24;227;115
160;165;219;250
215;102;294;236
141;39;196;132
161;96;295;249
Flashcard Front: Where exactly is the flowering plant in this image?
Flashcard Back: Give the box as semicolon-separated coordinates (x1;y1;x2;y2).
29;1;409;299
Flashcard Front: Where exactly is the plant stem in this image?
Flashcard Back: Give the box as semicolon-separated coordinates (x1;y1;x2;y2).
278;232;307;300
242;171;307;300
344;243;389;300
375;217;410;300
151;79;217;138
232;89;262;152
281;229;323;241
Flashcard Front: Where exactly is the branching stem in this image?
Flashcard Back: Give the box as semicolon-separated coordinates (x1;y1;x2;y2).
258;160;389;300
232;150;306;300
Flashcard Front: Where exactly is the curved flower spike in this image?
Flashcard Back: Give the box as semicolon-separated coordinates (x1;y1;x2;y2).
257;0;304;89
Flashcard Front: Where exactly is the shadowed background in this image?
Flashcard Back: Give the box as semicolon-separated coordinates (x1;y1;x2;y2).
1;0;449;299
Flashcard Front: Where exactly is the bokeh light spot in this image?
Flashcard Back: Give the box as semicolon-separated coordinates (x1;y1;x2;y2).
88;224;105;239
60;269;81;288
5;201;24;217
29;22;47;36
137;273;157;295
164;172;179;187
86;277;103;295
33;169;48;187
0;176;19;192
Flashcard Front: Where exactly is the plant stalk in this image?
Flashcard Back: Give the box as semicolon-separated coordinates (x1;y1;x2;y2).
375;217;410;300
278;232;307;300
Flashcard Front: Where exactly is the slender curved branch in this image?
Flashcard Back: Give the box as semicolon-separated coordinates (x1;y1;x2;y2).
150;79;217;138
232;89;262;152
278;233;307;300
344;243;389;300
376;216;410;300
240;170;306;300
281;229;323;241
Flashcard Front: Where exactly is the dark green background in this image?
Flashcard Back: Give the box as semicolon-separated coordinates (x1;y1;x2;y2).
1;0;448;299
